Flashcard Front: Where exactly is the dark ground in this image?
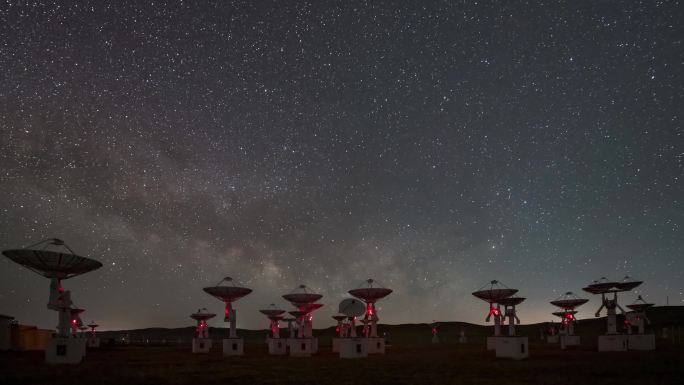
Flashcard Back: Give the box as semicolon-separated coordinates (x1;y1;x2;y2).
3;307;684;384
1;341;683;385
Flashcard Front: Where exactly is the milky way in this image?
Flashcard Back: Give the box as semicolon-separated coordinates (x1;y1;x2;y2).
0;1;682;330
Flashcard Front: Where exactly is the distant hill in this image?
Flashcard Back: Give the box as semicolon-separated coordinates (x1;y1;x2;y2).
96;306;684;347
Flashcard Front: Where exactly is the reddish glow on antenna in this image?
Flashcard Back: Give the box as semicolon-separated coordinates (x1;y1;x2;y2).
489;305;500;316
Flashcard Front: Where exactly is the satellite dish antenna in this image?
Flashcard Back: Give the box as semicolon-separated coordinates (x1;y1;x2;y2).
332;314;347;338
582;276;641;335
472;280;517;337
259;304;286;339
2;239;102;342
87;321;99;339
190;308;216;339
339;298;365;338
69;308;85;336
203;276;252;340
431;321;440;344
626;295;655;335
550;292;588;337
348;278;392;338
282;285;323;339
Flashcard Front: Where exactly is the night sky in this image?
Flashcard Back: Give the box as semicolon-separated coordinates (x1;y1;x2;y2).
0;1;682;331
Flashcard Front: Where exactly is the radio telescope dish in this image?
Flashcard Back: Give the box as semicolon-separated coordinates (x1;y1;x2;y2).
348;279;393;303
190;308;216;322
587;277;619;291
203;277;253;302
582;276;642;294
202;276;252;340
332;314;346;322
627;295;654;312
614;276;643;291
582;276;647;336
282;285;323;306
2;238;102;279
472;280;518;303
259;303;287;318
2;239;102;341
339;298;365;317
550;292;589;310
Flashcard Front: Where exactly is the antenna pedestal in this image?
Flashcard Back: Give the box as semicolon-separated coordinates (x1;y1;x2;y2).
287;338;313;357
598;334;628;351
45;337;86;365
86;338;100;348
339;338;368;359
560;335;580;349
222;338;244;356
364;337;386;354
626;334;655;350
192;338;212;353
494;336;528;360
267;338;287;355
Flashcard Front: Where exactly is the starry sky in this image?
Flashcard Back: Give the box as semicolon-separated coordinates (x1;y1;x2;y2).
0;1;682;331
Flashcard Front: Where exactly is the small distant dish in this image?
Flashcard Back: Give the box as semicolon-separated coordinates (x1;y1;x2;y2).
259;303;287;318
550;292;589;310
626;295;654;312
190;308;216;321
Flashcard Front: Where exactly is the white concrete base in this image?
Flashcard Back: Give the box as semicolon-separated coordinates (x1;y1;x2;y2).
560;335;580;349
365;337;385;354
339;338;368;359
288;338;312;357
628;334;655;351
546;335;559;344
267;338;287;355
598;335;628;352
486;336;499;350
46;338;86;365
192;338;212;353
494;336;529;360
222;338;244;356
332;338;341;352
87;338;100;348
458;336;467;343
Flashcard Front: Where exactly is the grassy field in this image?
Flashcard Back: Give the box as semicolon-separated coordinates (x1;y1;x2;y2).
2;341;683;385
